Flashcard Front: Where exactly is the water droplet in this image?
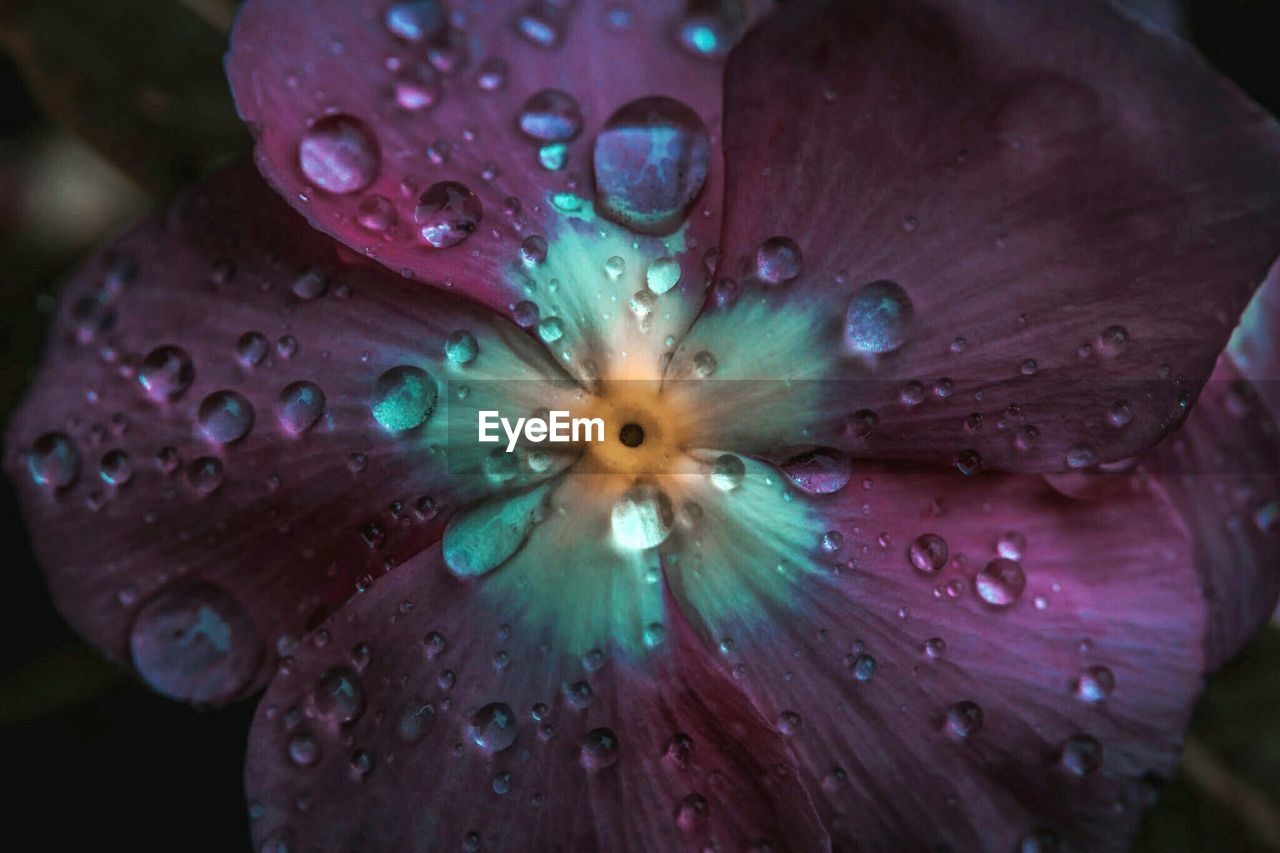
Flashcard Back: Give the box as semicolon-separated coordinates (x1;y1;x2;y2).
445;330;479;365
995;531;1026;561
288;731;320;767
291;267;328;300
923;637;947;659
99;449;133;486
593;97;710;235
276;381;326;435
975;558;1026;607
514;1;565;48
777;711;803;735
129;582;263;704
475;56;509;91
845;280;913;354
186;456;224;495
755;237;801;285
518;89;583;142
782;448;851;494
676;794;709;831
443;483;551;576
1096;325;1129;358
396;701;437;743
27;432;80;489
372;365;437;431
513;300;540;328
710;454;745;491
235;333;269;368
945;700;983;738
604;256;626;280
821;530;844;553
298;115;380;195
674;7;743;59
909;533;949;573
645;257;681;294
691;350;717;378
956;449;984;475
537;317;565;343
384;1;445;42
580;727;620;769
1066;443;1099;469
470;702;518;752
629;290;657;321
1059;734;1103;775
852;654;876;682
1074;665;1115;703
311;666;366;724
357;193;397;232
198;390;255;444
394;66;443;111
611;484;674;549
1018;828;1062;853
643;622;666;649
1107;400;1134;428
519;235;548;265
414;181;482;248
138;345;194;401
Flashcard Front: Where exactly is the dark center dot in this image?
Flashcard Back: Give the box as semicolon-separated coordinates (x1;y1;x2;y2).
619;423;645;448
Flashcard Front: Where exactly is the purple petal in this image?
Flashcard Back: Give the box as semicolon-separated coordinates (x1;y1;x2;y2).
665;462;1209;849
4;166;552;704
226;0;753;315
244;547;828;850
714;0;1280;472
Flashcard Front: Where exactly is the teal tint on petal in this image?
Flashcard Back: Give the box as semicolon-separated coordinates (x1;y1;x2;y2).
371;365;437;431
442;481;553;577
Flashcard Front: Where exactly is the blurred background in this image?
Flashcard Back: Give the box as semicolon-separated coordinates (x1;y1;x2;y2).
0;0;1276;849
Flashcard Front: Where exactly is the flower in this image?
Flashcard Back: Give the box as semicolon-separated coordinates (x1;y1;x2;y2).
6;0;1280;850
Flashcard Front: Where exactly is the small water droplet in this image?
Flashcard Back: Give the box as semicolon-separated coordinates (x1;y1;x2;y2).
1074;666;1115;703
470;702;518;752
138;346;194;401
276;381;326;435
1059;734;1103;775
579;727;620;769
710;454;745;491
198;390;255;444
414;181;482;248
945;700;983;738
754;237;802;285
518;89;583;142
782;448;851;494
975;558;1026;607
372;365;437;431
909;533;949;573
298;115;380;195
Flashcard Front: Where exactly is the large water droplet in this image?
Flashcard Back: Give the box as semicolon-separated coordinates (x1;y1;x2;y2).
198;390;255;444
909;533;949;573
276;381;326;435
385;1;445;42
754;237;801;285
311;666;366;724
129;582;263;704
414;181;482;248
645;256;681;294
1059;734;1103;775
138;345;194;402
445;330;479;365
442;483;551;577
845;280;914;354
517;89;583;142
580;727;620;770
27;432;79;489
298;115;380;195
709;454;745;491
372;365;437;431
611;484;674;550
975;558;1026;607
782;448;852;494
469;702;518;752
593;97;710;236
945;700;983;738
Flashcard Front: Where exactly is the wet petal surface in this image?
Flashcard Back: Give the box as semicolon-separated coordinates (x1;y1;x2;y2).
4;166;570;702
714;0;1280;472
244;547;827;851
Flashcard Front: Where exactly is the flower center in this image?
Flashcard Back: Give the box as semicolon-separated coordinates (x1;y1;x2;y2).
571;380;691;480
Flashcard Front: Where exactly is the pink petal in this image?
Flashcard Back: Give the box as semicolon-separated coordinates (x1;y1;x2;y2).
714;0;1280;472
4;166;554;704
1143;356;1280;669
226;0;751;315
666;464;1208;849
244;547;828;850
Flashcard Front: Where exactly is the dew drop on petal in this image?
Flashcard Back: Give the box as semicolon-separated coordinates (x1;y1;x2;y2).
384;1;445;42
357;194;397;232
310;666;366;724
908;533;949;573
845;280;914;353
198;390;255;444
517;89;583;142
691;350;717;378
99;449;133;486
1059;734;1103;776
782;447;851;494
995;530;1026;561
138;345;194;401
128;582;263;704
27;432;80;489
444;330;479;365
298;115;380;195
580;727;620;770
754;237;802;285
645;257;681;295
709;453;745;491
975;558;1026;607
611;484;674;550
186;456;224;495
276;381;326;435
593;97;710;236
443;484;550;577
372;365;437;431
1074;666;1115;703
945;700;983;738
470;702;518;752
291;267;328;300
235;333;269;368
396;701;437;743
414;181;482;249
287;732;320;767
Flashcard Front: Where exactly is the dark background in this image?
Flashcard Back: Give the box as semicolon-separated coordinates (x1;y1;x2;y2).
0;0;1276;849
